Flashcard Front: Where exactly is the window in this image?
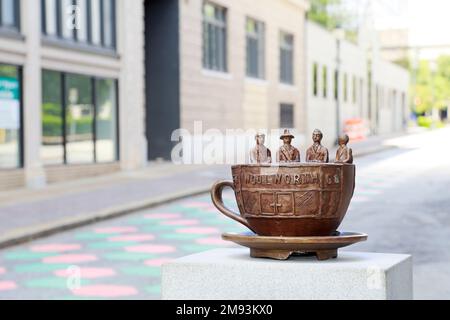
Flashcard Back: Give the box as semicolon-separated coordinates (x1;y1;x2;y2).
334;70;339;101
202;2;227;72
0;64;22;169
280;103;294;128
343;73;348;102
352;75;357;104
246;18;265;79
42;0;116;50
41;70;64;165
280;32;294;84
41;70;118;165
322;66;327;98
0;0;20;31
312;63;318;96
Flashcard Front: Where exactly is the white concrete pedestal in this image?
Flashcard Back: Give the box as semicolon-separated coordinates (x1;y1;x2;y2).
162;248;412;300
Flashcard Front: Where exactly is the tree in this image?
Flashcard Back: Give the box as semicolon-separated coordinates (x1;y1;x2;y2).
412;57;450;115
308;0;356;42
308;0;344;30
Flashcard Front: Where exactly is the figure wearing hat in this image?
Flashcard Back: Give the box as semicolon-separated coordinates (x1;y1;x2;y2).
306;129;329;163
249;133;272;164
277;129;300;163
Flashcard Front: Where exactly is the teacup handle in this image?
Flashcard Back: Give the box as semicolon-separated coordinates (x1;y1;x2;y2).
211;180;254;232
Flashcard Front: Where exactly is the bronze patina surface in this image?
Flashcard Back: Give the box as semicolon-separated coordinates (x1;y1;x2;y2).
249;133;272;164
306;129;329;163
335;134;353;164
211;163;355;237
222;231;367;260
277;129;301;163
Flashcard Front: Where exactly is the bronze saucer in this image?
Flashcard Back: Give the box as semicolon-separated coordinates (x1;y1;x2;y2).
222;231;367;261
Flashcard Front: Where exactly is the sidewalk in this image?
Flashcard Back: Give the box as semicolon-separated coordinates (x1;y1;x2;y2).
0;133;403;248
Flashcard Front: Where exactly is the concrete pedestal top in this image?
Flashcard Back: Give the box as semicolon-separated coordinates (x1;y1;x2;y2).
161;248;412;300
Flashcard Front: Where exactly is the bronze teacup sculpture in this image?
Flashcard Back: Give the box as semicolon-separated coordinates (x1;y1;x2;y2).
212;130;366;260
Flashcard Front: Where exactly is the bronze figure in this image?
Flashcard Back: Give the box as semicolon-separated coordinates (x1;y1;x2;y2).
249;133;272;164
277;129;300;163
335;134;353;164
306;129;329;163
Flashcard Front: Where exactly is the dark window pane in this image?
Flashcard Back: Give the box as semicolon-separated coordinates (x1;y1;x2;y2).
65;74;94;164
246;18;265;79
280;104;294;128
90;0;102;45
76;0;88;42
1;0;16;28
334;70;339;100
102;0;115;48
280;32;294;84
41;70;64;165
202;2;227;71
0;64;20;168
313;63;318;96
95;79;117;162
44;0;58;36
61;0;75;40
323;66;327;98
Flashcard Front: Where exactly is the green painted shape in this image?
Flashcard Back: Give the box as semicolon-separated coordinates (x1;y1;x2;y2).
103;252;156;261
74;232;117;240
4;251;55;261
25;277;90;289
120;266;160;277
126;217;160;225
15;263;69;273
88;241;137;249
141;224;176;232
145;285;161;295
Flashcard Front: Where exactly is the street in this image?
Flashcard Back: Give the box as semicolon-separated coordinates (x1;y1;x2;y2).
0;128;449;300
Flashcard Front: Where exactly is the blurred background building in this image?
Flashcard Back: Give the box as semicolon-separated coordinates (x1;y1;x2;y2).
0;0;412;191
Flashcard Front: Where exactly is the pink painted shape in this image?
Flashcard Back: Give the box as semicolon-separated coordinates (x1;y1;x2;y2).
108;234;155;242
72;285;137;298
143;213;182;220
144;258;173;267
0;267;5;275
125;244;176;254
196;237;229;246
0;281;17;291
43;254;98;264
54;267;116;279
94;226;137;234
176;227;220;235
160;219;199;226
30;243;82;253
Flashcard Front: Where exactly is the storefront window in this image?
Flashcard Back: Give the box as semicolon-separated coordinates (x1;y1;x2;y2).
66;74;94;164
41;70;64;165
0;64;21;169
41;70;118;165
95;79;117;163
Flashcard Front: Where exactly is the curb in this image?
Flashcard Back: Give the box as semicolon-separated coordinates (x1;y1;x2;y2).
0;185;211;250
0;144;395;250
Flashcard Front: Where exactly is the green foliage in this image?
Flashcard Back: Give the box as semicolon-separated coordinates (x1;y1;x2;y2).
308;0;344;30
412;57;450;115
417;116;444;129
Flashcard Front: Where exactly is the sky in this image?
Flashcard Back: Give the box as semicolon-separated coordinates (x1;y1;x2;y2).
371;0;450;47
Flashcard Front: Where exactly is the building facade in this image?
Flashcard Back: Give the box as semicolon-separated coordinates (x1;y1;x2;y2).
146;0;309;160
306;21;410;148
0;0;147;190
